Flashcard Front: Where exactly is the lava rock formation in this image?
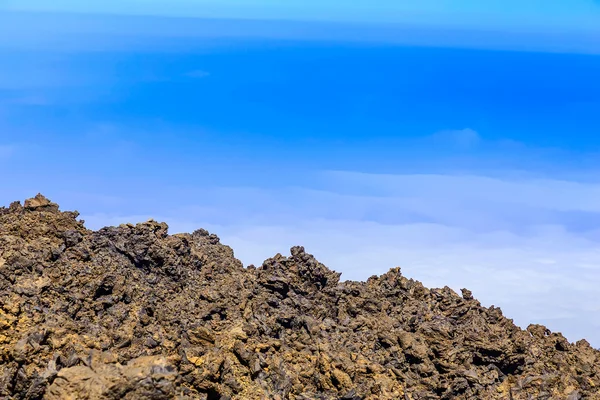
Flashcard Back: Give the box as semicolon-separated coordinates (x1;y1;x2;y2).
1;194;598;399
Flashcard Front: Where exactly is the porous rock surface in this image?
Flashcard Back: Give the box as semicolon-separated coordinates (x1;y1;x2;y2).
1;194;599;399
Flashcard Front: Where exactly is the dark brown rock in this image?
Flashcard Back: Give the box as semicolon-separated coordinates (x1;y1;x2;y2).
1;195;600;399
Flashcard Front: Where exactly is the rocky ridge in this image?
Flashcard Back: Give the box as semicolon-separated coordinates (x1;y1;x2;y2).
1;194;599;399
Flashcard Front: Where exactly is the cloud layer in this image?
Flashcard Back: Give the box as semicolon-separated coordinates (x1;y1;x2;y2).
2;11;600;54
63;169;600;347
1;21;598;349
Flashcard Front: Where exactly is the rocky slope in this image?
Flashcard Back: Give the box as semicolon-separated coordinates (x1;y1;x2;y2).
1;194;599;399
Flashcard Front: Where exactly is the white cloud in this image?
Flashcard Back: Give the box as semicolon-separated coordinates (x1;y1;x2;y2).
76;171;600;347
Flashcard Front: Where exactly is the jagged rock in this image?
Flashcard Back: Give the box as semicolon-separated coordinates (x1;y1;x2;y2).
1;195;600;399
23;193;61;214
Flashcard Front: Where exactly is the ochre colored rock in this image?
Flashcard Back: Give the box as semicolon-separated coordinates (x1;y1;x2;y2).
23;193;59;212
1;195;599;399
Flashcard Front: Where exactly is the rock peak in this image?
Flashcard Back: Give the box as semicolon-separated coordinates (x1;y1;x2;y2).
24;193;59;212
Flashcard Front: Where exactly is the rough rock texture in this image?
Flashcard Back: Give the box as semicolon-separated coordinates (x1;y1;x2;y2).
1;194;599;399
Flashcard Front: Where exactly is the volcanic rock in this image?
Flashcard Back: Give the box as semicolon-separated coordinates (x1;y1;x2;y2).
1;195;599;399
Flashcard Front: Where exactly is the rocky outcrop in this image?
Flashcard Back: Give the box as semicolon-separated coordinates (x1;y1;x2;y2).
1;195;599;399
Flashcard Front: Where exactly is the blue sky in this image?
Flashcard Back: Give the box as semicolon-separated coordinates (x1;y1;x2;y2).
2;4;600;346
3;0;600;32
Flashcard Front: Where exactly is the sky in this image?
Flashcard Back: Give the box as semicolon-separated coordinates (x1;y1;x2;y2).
2;3;600;346
3;0;600;32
